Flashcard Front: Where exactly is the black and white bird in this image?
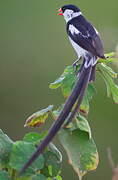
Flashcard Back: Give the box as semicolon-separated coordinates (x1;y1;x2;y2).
19;5;105;175
59;4;105;67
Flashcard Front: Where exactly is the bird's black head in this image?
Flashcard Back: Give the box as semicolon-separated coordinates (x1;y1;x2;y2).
61;4;81;13
58;4;81;22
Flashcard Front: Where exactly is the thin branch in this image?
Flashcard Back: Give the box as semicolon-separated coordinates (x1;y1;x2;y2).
107;148;115;170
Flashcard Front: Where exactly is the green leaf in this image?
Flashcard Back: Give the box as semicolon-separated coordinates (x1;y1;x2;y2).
52;108;92;139
98;58;117;64
47;178;52;180
60;66;77;98
61;70;76;98
32;174;47;180
0;171;10;180
43;151;62;177
99;63;117;78
98;52;116;63
76;114;91;139
52;108;61;120
59;129;99;179
65;114;91;139
23;132;47;145
104;74;118;103
50;65;95;113
49;66;77;98
24;105;53;128
54;175;63;180
98;63;118;103
49;66;76;90
49;77;65;89
49;143;62;163
9;141;44;176
17;176;31;180
80;84;96;114
105;52;115;57
0;129;13;167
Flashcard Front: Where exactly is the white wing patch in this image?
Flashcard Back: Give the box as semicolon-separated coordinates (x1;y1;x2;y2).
94;27;99;35
69;24;80;35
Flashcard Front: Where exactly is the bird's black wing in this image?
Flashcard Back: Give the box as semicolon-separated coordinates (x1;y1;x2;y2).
67;17;105;58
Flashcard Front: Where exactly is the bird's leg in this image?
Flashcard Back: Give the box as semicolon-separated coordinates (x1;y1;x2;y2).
76;58;86;77
72;58;79;67
72;55;81;71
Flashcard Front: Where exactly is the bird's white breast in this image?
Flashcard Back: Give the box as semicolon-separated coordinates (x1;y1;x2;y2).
68;24;88;58
69;37;87;59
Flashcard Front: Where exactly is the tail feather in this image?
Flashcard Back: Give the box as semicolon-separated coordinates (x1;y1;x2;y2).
89;65;96;82
19;58;93;175
64;65;92;126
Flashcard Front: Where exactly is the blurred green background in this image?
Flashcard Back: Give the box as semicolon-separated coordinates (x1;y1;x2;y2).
0;0;118;179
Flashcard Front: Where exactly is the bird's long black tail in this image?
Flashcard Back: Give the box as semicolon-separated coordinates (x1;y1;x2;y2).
89;65;96;82
19;58;93;176
64;64;92;126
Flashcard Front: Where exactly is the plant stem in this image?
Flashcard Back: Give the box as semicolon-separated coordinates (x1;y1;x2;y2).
11;169;17;180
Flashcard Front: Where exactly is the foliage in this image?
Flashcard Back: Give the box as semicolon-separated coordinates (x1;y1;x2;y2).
0;130;62;180
0;52;118;180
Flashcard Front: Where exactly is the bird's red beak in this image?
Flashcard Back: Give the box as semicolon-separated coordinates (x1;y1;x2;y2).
58;8;63;15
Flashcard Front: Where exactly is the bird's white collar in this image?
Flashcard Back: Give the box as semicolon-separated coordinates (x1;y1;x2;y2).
64;11;82;23
73;12;82;18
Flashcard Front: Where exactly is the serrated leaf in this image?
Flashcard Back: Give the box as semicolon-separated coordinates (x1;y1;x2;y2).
59;129;99;179
99;63;117;78
24;105;53;128
9;141;44;176
32;174;46;180
98;64;118;103
104;74;118;103
80;84;96;114
0;171;10;180
23;132;47;145
76;114;91;139
0;129;13;167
